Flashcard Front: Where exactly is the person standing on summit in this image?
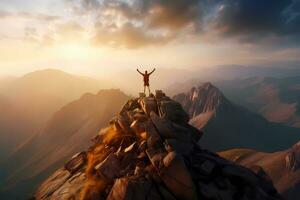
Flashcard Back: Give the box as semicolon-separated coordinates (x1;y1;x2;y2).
137;68;156;96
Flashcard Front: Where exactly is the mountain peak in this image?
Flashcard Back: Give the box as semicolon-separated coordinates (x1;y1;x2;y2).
174;82;228;118
35;91;281;200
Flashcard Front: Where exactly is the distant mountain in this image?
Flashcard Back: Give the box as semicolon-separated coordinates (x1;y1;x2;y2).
0;89;129;200
215;76;300;128
219;141;300;200
0;96;37;160
173;83;300;152
0;69;111;161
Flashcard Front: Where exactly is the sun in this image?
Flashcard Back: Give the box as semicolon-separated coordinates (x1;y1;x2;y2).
52;43;93;60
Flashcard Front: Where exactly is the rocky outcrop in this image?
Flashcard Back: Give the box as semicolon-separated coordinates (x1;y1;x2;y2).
35;90;282;200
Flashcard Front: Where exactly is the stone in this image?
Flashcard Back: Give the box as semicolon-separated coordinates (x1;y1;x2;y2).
107;178;163;200
146;148;166;170
158;99;189;124
160;151;197;200
185;123;203;142
164;138;194;155
35;169;71;200
198;182;220;199
150;112;191;142
64;152;87;174
130;120;145;134
222;165;259;186
50;172;86;200
145;121;163;149
139;97;158;116
199;160;215;175
124;142;137;153
155;90;166;99
95;153;121;181
116;115;132;134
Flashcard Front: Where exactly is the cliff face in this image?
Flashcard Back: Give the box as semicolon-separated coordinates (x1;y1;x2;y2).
34;91;282;200
173;83;300;152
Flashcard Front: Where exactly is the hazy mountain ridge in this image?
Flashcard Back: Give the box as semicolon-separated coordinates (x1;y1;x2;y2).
215;76;300;128
173;82;300;152
0;69;111;161
0;89;129;200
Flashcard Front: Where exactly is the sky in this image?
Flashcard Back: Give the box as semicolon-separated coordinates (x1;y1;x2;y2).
0;0;300;77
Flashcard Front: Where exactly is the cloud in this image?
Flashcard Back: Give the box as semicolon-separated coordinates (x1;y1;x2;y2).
92;22;173;48
17;12;61;22
17;0;299;49
0;9;61;21
213;0;300;41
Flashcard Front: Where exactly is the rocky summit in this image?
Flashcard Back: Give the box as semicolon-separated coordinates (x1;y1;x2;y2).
34;90;282;200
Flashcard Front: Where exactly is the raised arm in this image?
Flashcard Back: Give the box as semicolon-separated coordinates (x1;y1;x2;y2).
149;68;156;75
137;69;144;75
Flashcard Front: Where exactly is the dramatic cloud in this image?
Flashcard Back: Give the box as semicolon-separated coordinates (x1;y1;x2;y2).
214;0;300;42
9;0;299;48
64;0;299;48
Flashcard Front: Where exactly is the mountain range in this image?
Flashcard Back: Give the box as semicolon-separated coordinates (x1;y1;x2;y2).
215;77;300;128
173;82;300;152
2;69;300;199
0;89;129;199
0;69;110;162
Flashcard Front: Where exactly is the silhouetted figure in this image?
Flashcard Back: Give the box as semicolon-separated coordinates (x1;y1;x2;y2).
137;68;156;96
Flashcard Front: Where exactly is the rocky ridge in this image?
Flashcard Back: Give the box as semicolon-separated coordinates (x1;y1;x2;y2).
35;90;282;200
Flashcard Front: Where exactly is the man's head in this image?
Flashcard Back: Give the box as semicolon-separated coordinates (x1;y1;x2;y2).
145;70;148;74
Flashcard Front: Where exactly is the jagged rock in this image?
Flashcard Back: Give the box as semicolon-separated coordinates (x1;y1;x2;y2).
95;153;121;181
150;112;192;142
161;151;197;200
199;160;215;175
64;152;87;174
35;92;283;200
155;90;166;99
139;97;158;116
107;178;165;200
130;120;145;134
164;138;193;155
222;165;259;185
158;99;189;124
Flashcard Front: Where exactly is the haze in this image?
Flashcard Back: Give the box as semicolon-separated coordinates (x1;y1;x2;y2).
0;0;300;77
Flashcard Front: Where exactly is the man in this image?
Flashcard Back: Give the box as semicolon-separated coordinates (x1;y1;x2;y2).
137;68;156;96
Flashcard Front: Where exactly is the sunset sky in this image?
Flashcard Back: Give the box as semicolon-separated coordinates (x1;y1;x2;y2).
0;0;300;77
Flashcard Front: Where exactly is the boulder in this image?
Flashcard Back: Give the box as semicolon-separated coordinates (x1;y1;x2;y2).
130;120;145;135
158;99;189;124
150;112;191;142
64;152;87;174
139;97;158;116
95;153;121;181
164;138;194;155
107;178;164;200
160;151;197;200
